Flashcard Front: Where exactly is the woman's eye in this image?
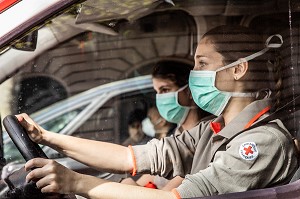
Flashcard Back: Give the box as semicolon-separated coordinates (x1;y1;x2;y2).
194;61;207;70
199;61;207;68
161;88;170;93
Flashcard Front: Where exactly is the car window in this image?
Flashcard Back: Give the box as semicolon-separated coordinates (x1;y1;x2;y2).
0;1;300;198
3;83;154;163
73;88;155;144
40;108;84;133
3;107;85;163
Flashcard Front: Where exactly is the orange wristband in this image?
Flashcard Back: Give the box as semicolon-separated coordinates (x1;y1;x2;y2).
128;145;137;176
171;189;181;199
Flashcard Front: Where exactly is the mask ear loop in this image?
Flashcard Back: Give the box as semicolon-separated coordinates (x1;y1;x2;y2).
214;34;283;99
216;34;284;72
175;84;188;107
174;84;195;125
175;85;198;108
176;84;188;93
255;89;272;99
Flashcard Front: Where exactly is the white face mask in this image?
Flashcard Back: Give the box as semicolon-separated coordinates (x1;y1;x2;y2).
142;118;156;137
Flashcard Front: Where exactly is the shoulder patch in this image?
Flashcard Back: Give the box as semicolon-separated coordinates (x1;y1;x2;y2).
239;142;258;161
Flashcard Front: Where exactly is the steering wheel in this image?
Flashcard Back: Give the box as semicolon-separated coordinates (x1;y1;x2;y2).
3;115;48;161
3;115;76;199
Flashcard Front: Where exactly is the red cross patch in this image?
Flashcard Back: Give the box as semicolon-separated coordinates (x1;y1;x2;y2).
239;142;258;160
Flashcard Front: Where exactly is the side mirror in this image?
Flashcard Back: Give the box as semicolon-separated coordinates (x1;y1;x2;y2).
12;30;38;51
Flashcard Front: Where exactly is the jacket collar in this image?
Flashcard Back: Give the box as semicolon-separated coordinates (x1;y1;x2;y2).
212;98;271;139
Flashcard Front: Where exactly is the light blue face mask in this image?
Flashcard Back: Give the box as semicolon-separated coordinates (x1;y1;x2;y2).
189;34;283;116
156;85;191;124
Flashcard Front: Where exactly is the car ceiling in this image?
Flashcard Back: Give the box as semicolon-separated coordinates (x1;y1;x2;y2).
75;0;296;24
0;0;299;84
0;0;297;50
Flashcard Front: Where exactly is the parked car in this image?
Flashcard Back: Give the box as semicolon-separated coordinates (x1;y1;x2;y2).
0;75;154;199
0;0;300;199
2;74;154;175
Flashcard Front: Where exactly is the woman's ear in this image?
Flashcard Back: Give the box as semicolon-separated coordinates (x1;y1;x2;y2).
233;58;248;80
186;88;193;100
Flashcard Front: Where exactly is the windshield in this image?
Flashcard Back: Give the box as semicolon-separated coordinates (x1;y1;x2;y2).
3;108;84;163
0;0;299;198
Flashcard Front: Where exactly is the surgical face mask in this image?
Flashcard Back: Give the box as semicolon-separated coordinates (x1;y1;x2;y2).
189;71;254;116
142;118;156;137
156;85;190;124
189;34;283;116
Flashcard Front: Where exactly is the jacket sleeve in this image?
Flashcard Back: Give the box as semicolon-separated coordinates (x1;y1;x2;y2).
175;122;298;198
131;121;211;178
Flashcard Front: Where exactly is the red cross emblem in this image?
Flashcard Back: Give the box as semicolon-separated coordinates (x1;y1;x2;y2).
244;146;253;155
239;142;258;160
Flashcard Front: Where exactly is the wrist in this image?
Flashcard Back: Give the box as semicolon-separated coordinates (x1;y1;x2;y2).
75;173;104;198
39;129;51;145
71;173;85;194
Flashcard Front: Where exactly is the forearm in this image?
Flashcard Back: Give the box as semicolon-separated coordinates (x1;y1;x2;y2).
16;113;134;173
43;130;133;173
161;176;183;191
76;174;176;199
132;136;193;177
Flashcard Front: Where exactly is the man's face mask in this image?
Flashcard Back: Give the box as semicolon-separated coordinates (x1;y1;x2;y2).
142;117;162;137
189;34;283;116
156;85;191;124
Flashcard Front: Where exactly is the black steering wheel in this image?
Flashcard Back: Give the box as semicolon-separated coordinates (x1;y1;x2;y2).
3;115;48;161
3;115;76;199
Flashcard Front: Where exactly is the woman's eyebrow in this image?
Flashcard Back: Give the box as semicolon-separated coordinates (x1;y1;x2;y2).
158;85;170;91
158;86;166;91
195;55;207;59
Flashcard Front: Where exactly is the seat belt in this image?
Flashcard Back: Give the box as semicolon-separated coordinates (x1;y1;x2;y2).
225;95;300;144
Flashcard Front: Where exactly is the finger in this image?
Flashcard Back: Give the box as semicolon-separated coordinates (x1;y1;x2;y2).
16;114;32;132
35;173;58;191
15;114;25;122
25;158;50;171
40;184;61;194
16;114;34;131
16;114;43;143
15;113;30;120
26;167;46;182
16;113;31;126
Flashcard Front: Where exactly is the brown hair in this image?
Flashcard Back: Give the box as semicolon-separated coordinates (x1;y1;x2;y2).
202;25;279;93
152;60;211;119
202;25;283;109
152;60;193;87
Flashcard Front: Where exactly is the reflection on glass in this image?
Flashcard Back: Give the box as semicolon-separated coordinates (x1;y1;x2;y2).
4;109;83;163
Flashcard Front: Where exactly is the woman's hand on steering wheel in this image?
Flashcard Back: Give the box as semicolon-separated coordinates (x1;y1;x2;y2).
25;158;80;194
15;113;45;144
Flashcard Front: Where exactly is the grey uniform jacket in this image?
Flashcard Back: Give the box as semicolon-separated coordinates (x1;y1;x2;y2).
131;99;298;198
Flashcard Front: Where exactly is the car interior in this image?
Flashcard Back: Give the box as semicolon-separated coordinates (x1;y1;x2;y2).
0;0;300;198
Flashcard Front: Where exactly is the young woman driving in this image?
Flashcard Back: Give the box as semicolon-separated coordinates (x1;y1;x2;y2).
16;25;297;199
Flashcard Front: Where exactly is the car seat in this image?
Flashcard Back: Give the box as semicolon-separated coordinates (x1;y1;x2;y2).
193;22;300;199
